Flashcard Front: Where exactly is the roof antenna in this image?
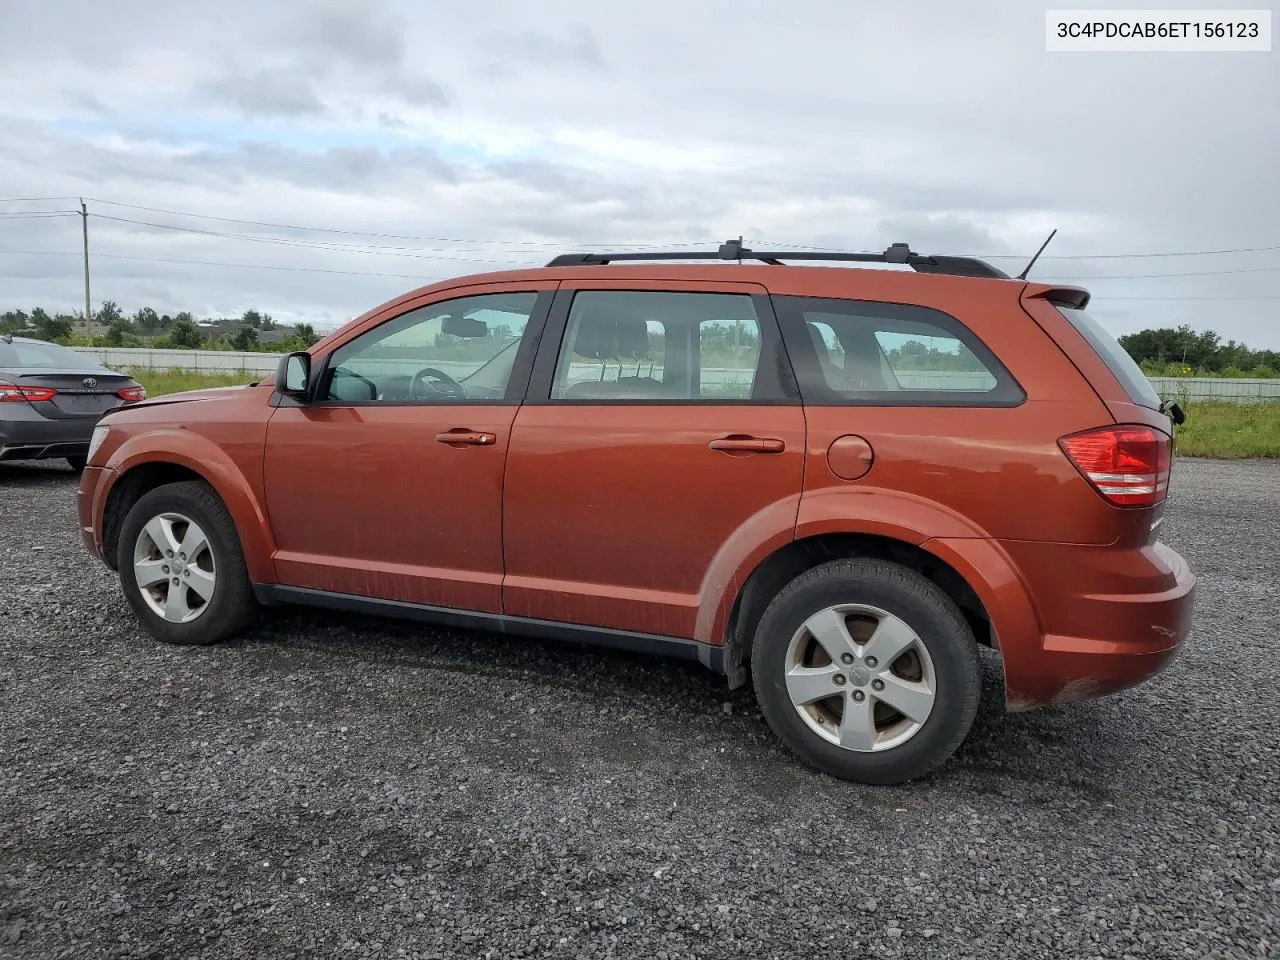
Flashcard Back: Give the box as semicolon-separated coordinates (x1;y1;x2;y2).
1016;228;1057;280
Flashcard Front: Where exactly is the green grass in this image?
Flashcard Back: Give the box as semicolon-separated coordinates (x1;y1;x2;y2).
119;370;1280;459
1173;401;1280;459
125;368;259;397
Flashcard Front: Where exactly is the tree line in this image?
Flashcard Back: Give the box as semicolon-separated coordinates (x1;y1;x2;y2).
1119;325;1279;378
0;301;320;353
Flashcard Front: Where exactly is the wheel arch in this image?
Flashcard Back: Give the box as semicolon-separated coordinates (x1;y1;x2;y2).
100;434;276;583
718;532;1000;690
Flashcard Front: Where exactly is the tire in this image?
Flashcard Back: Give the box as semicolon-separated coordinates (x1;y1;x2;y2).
751;558;981;785
116;480;259;646
65;455;86;473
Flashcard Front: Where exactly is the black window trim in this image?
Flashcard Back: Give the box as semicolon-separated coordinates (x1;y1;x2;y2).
293;289;557;408
771;294;1026;408
523;286;801;406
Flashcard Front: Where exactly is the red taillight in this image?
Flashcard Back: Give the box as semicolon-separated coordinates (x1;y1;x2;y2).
0;384;57;402
118;385;147;402
1059;424;1172;508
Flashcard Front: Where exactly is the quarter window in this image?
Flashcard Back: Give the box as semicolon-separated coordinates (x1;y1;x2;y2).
321;292;538;403
773;296;1022;406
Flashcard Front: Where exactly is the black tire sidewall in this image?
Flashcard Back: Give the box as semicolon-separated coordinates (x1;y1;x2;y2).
752;559;981;785
116;482;255;646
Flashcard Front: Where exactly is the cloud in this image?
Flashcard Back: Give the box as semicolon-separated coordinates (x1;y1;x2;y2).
199;69;328;119
482;25;605;72
62;90;112;116
0;0;1275;347
296;1;409;68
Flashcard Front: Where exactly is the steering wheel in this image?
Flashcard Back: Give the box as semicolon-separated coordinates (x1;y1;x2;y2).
409;366;467;401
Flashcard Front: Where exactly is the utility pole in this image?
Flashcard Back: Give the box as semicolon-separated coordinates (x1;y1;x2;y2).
80;198;92;344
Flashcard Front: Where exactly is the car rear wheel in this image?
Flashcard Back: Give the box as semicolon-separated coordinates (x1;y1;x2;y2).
751;558;981;785
65;455;86;473
116;480;259;646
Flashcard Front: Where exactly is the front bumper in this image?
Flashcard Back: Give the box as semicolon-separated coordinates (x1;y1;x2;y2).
77;465;111;564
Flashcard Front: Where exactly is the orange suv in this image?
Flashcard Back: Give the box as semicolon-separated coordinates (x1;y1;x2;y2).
76;241;1196;784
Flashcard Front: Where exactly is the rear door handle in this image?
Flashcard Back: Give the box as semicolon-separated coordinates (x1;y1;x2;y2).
435;429;497;446
708;436;786;454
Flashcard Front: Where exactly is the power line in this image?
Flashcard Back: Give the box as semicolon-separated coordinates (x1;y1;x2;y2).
711;240;1280;261
0;248;452;281
6;249;1280;302
7;195;1280;261
90;214;563;265
83;197;719;249
989;246;1280;261
62;215;1280;278
89;213;582;259
1045;264;1280;281
7;248;1280;293
0;212;80;219
0;197;80;203
1097;296;1280;301
74;220;1280;280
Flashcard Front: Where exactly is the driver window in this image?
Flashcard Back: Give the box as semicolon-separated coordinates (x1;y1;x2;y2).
322;292;537;403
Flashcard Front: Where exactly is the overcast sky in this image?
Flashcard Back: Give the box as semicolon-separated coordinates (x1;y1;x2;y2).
0;0;1277;345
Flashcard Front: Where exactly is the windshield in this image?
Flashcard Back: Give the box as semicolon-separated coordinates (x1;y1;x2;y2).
0;339;111;372
1053;305;1162;410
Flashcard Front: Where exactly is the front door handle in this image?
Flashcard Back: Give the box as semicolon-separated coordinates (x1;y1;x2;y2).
436;429;497;446
709;435;786;454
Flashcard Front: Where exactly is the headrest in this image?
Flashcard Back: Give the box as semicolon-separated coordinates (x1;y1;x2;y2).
571;308;649;361
615;318;649;359
572;306;612;360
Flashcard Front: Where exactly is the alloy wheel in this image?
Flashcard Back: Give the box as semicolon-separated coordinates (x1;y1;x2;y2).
783;603;937;752
132;512;217;624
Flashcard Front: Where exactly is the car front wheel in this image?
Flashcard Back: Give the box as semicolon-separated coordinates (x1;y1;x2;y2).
751;558;981;785
116;480;259;646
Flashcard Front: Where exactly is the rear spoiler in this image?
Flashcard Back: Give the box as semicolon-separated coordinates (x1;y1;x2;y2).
1021;282;1090;311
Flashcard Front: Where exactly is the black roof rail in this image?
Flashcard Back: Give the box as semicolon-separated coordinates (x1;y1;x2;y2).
545;240;1010;280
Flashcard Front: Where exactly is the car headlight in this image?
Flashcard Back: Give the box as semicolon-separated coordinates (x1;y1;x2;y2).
87;424;111;463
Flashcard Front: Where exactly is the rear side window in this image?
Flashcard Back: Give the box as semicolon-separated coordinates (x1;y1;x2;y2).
1053;305;1161;410
0;340;106;371
772;296;1024;406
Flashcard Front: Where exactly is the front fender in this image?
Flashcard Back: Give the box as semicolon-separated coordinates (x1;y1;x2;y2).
101;429;277;584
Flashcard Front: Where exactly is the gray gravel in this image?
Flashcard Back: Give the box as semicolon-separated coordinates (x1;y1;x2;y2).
1;457;1278;960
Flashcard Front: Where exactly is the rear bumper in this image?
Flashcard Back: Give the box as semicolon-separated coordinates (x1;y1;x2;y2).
0;410;96;461
933;537;1197;711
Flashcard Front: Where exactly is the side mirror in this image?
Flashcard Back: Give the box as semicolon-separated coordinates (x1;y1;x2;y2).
277;352;312;399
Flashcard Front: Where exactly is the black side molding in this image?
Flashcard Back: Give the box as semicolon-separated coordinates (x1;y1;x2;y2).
253;584;726;675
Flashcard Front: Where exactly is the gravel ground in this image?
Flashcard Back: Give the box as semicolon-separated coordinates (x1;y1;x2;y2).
1;457;1278;960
